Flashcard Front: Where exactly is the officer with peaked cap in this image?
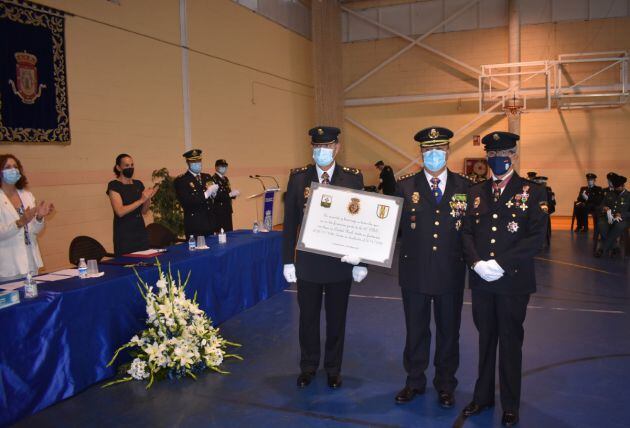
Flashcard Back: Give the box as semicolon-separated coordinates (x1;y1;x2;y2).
596;173;629;257
173;149;219;238
461;131;548;427
394;127;471;409
212;159;239;232
282;126;366;390
574;173;602;233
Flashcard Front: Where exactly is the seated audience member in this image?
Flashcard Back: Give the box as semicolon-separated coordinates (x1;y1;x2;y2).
595;174;629;257
574;173;602;232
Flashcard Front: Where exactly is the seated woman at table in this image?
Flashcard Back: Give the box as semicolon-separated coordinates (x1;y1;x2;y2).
0;154;54;281
107;154;156;256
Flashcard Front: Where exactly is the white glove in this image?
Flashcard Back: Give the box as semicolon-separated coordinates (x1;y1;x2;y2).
486;259;505;278
473;260;503;282
283;264;297;283
204;184;219;199
352;266;368;283
607;209;614;225
341;255;361;265
582;190;588;200
229;190;240;198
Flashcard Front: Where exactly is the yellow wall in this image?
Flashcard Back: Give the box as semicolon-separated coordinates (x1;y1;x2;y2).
3;0;313;271
342;17;630;215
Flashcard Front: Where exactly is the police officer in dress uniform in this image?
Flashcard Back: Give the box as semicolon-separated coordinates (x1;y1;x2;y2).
173;149;219;238
595;173;629;257
394;127;471;408
461;132;548;427
212;159;240;233
282;126;367;389
533;176;555;247
375;160;396;196
574;173;602;232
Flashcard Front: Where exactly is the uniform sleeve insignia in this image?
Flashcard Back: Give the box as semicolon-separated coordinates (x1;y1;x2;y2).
539;201;549;213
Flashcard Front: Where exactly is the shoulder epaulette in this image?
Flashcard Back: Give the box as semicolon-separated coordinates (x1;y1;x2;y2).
397;171;419;182
342;166;361;175
290;165;310;175
458;172;472;181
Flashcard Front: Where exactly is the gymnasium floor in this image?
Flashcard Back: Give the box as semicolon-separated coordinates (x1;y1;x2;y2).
15;230;629;428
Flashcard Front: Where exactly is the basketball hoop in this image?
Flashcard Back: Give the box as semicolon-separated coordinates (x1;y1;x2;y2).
503;95;524;118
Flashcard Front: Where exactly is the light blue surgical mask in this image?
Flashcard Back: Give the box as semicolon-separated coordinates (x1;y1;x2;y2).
189;162;202;174
423;149;447;172
313;147;334;167
487;156;512;175
217;166;227;175
2;168;21;185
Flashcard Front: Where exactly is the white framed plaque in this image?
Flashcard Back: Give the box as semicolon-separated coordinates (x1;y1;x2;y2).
297;183;403;268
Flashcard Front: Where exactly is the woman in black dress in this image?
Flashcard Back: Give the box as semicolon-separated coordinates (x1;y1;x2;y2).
106;154;156;255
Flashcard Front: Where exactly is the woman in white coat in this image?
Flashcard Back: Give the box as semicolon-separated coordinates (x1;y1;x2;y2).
0;154;54;281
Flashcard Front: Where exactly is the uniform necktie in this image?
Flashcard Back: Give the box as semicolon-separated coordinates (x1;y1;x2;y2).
492;179;502;202
430;177;442;203
321;171;330;185
196;174;203;186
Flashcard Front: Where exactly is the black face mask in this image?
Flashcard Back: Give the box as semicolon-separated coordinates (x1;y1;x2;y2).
121;167;134;179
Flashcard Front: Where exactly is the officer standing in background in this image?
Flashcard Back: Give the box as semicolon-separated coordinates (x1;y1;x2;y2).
375;160;396;196
394;127;471;409
212;159;240;232
461;132;548;427
282;126;367;390
574;173;602;233
595;173;629;257
534;176;555;247
174;149;218;238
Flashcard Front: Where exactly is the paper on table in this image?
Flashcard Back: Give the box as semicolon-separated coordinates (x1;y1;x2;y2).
34;274;71;282
125;249;167;256
0;281;25;291
51;269;79;277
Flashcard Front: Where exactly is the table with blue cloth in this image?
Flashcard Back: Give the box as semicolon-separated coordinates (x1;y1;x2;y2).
0;230;286;427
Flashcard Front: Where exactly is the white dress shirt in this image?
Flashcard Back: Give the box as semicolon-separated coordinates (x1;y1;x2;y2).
316;162;336;183
424;168;448;193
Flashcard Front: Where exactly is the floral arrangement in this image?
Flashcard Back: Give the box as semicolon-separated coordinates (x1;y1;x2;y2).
104;263;241;388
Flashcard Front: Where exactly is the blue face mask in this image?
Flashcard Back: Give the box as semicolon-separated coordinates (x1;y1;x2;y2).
423;149;447;172
217;166;227;175
2;168;21;185
487;156;512;175
313;147;334;167
189;162;202;174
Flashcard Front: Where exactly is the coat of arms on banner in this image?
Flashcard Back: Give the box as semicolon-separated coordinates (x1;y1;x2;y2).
376;204;389;219
0;1;70;144
348;198;360;215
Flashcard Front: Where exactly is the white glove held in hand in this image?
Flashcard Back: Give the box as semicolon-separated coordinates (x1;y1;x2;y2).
283;264;297;283
352;266;368;283
607;209;614;225
341;255;361;266
473;260;503;282
229;190;240;198
486;259;505;276
204;184;219;199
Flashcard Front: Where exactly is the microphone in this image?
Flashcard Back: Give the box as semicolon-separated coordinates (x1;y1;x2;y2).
249;175;266;191
255;174;280;189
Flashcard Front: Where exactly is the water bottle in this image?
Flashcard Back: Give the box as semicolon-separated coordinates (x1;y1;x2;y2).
252;222;259;234
218;228;227;244
188;235;196;251
78;258;88;278
23;272;38;299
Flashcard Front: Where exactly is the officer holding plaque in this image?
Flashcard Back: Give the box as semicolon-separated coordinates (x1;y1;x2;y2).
282;126;366;390
394;127;471;409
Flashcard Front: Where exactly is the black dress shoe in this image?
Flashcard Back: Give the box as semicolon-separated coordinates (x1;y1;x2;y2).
501;411;519;426
462;401;494;417
297;371;315;388
395;386;424;403
327;374;342;389
438;391;454;408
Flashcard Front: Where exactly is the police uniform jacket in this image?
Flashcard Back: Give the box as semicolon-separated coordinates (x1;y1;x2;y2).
600;189;630;219
174;171;216;236
576;185;603;209
378;165;396;195
462;173;548;295
282;164;364;284
546;186;556;214
396;169;471;294
212;173;234;215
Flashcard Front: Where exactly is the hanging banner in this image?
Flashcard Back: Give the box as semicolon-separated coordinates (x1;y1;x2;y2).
0;0;70;144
